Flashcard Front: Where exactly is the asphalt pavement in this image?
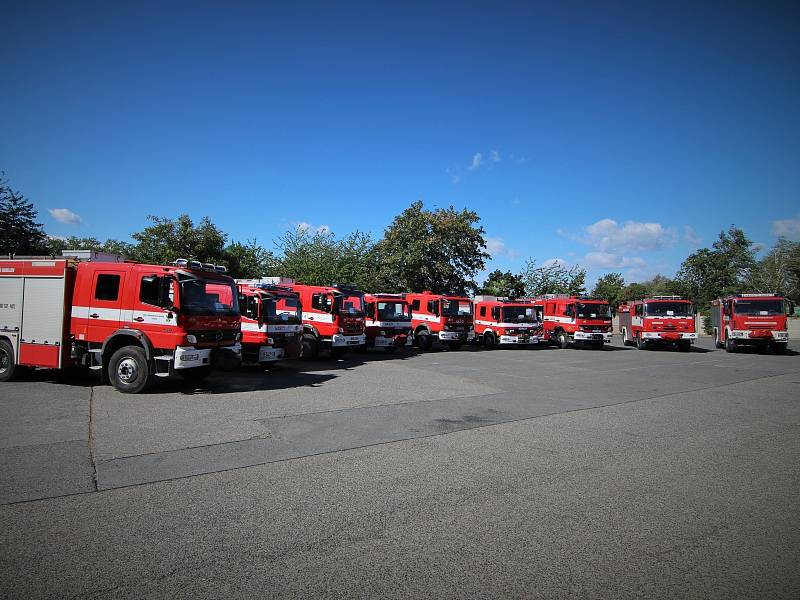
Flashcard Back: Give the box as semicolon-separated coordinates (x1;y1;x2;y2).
1;337;799;598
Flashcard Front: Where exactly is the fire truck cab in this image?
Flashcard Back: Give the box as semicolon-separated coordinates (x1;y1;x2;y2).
363;293;413;352
0;254;241;393
406;291;473;350
710;293;789;354
283;281;366;359
537;295;613;349
472;295;541;348
236;278;302;366
618;296;696;351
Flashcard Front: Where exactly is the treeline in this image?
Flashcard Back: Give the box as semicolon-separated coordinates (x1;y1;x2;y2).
2;173;799;312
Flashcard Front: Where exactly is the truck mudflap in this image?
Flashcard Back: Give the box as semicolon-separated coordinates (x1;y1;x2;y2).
331;334;366;347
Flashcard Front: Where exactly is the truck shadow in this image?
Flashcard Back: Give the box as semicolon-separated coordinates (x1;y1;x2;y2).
170;368;338;394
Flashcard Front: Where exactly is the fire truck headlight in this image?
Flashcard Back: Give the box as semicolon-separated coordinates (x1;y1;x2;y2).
186;334;197;344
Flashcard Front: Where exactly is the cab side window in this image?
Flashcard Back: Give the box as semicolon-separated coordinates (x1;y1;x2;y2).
479;306;486;317
140;275;160;306
564;304;574;317
411;299;420;311
95;274;120;301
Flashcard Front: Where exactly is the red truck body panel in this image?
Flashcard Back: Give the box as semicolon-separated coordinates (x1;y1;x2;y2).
472;296;542;346
618;296;696;349
236;280;303;364
363;293;413;350
534;295;612;348
709;293;789;351
406;291;473;348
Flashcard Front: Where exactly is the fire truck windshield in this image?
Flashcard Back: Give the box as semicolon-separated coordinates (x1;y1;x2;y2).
179;277;239;316
442;299;472;316
335;293;364;316
501;306;536;322
264;296;301;323
733;299;784;316
377;301;411;321
645;301;692;317
576;302;611;319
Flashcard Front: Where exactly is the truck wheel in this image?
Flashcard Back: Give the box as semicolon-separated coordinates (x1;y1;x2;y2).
556;331;569;349
636;333;647;350
0;339;16;382
416;330;432;351
302;334;319;360
678;340;691;352
178;365;212;383
483;333;495;349
622;328;630;346
108;346;152;394
725;336;737;353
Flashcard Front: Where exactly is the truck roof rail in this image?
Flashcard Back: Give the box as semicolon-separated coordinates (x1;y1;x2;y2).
648;295;684;300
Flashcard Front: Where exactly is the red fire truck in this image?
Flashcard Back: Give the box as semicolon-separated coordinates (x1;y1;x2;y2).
472;295;542;348
618;295;696;351
536;294;613;349
235;278;303;366
406;291;473;350
363;293;413;352
0;253;241;393
282;280;366;358
710;293;789;353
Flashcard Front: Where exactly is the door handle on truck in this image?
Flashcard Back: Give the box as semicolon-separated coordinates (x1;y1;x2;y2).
90;313;99;318
134;316;144;322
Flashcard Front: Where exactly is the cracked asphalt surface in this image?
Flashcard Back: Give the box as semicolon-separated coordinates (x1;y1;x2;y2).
1;338;799;598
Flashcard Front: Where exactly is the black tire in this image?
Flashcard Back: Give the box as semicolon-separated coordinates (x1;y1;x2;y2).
384;346;398;353
302;334;319;360
330;347;347;359
0;339;16;382
556;331;569;349
678;340;691;352
483;332;495;349
636;333;647;350
725;335;737;353
416;330;432;351
108;345;152;394
178;365;212;382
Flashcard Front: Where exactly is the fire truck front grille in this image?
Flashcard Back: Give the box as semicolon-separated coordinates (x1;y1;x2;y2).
189;329;239;344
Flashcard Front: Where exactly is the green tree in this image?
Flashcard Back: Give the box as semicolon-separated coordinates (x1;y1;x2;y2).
224;239;277;279
674;226;756;310
478;270;526;297
276;227;380;291
0;174;48;257
519;259;587;296
591;272;625;309
376;201;489;294
746;238;800;304
128;215;227;266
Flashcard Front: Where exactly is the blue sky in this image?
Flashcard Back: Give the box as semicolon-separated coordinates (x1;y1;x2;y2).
2;1;799;285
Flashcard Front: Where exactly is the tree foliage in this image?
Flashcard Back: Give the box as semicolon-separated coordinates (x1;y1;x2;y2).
746;238;800;304
591;272;625;309
128;215;227;265
376;201;489;294
478;270;526;298
520;259;586;296
0;175;48;257
674;226;756;310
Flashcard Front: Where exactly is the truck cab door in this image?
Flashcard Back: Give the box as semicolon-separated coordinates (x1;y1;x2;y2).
87;270;126;343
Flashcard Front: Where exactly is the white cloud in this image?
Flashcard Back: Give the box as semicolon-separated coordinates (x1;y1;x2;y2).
295;221;331;234
48;208;82;225
583;252;647;270
772;215;800;240
490;150;500;163
683;225;702;246
542;257;568;268
468;153;483;171
578;218;676;252
486;236;519;259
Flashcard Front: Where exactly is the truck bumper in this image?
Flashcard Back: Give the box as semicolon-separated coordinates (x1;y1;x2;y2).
499;335;537;345
438;331;469;342
573;332;613;342
371;335;409;348
642;332;696;340
173;346;212;369
258;346;285;363
331;334;366;347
